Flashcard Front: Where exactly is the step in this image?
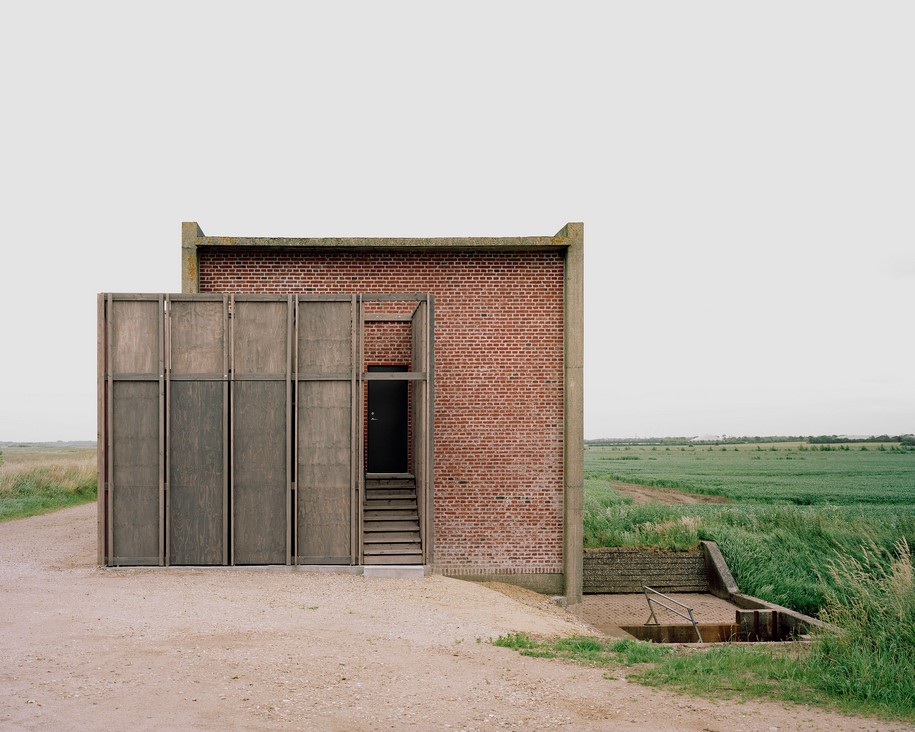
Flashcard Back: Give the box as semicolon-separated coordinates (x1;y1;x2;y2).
363;532;421;543
363;509;417;520
363;542;422;552
364;546;423;556
363;489;416;500
363;499;417;509
364;555;423;566
364;520;420;532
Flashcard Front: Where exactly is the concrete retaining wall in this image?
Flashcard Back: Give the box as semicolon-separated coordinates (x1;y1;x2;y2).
583;547;708;594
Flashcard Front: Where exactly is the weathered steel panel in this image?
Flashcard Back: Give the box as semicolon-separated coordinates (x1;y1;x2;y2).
297;380;352;563
170;299;225;375
298;301;352;374
111;299;159;375
168;380;225;565
233;381;287;564
231;298;289;564
233;300;287;376
111;381;160;563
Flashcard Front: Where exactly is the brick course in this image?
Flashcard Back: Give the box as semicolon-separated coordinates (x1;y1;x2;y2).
199;249;564;575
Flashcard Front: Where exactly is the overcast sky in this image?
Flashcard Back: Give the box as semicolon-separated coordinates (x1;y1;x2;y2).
2;2;913;441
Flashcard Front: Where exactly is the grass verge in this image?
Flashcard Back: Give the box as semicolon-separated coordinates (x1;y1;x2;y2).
0;458;97;521
495;544;915;722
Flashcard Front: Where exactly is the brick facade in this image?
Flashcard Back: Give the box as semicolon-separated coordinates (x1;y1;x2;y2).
198;249;565;577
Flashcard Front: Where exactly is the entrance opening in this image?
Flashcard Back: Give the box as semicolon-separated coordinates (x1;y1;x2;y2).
367;365;409;473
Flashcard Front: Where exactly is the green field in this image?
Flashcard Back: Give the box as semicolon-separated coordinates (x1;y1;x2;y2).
584;443;915;615
583;441;915;719
587;442;915;504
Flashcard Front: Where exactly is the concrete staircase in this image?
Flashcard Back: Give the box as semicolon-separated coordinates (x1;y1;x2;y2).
363;477;423;565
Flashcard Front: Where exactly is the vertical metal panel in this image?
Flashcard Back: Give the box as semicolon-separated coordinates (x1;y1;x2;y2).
106;296;163;566
231;298;289;565
296;381;352;563
157;295;165;567
97;294;106;566
168;380;225;564
298;301;352;374
296;297;354;564
233;299;288;375
167;296;227;565
164;296;171;566
106;296;113;564
286;295;294;566
350;295;358;564
169;299;225;375
111;381;160;563
110;300;159;374
232;381;286;563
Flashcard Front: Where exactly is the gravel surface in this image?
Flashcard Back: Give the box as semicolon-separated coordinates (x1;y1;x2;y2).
0;503;907;731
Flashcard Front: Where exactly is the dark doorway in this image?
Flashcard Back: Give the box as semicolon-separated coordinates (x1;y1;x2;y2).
367;365;408;473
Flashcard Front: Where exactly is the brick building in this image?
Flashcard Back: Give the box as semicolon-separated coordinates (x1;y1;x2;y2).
98;222;583;601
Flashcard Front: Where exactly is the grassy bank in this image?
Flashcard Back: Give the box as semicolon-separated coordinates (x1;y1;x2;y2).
496;544;915;720
584;444;915;616
0;447;97;521
577;442;915;719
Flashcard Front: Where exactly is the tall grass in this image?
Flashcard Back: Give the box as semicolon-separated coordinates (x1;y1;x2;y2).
806;540;915;715
0;448;97;521
584;498;915;616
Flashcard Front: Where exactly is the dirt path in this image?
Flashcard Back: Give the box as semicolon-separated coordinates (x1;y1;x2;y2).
611;481;730;505
0;505;904;731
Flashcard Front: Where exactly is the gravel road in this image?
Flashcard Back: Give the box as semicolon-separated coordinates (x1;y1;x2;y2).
0;504;905;731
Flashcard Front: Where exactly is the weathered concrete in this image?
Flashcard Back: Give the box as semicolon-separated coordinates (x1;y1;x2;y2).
562;223;584;605
583;547;708;594
440;572;564;596
731;593;829;637
701;540;740;598
363;565;431;579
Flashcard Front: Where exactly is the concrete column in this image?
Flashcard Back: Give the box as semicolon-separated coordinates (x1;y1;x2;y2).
181;222;203;293
560;222;584;604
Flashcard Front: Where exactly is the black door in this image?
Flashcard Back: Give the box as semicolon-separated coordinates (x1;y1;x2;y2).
367;365;408;473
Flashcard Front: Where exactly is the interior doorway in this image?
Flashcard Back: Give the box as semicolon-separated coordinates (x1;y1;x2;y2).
366;365;409;473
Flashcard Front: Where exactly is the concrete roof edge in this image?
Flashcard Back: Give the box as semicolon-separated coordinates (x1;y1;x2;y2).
181;222;581;251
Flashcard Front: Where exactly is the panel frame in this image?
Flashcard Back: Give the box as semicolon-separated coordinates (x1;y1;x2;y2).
294;294;358;565
165;293;229;566
103;294;165;566
100;291;434;569
229;294;292;566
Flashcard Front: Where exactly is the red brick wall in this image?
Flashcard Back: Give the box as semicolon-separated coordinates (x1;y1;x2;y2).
200;249;564;575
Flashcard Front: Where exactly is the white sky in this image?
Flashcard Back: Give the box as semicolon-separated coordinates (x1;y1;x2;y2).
1;2;913;441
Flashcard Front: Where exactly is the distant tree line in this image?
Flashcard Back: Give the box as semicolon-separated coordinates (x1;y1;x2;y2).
586;435;914;447
807;434;914;445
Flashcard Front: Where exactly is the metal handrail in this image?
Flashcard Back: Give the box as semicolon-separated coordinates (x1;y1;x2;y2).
642;585;703;643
